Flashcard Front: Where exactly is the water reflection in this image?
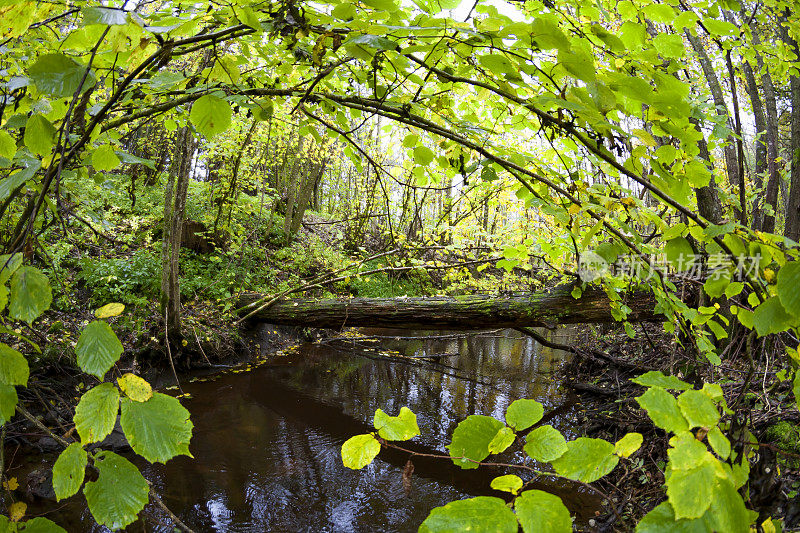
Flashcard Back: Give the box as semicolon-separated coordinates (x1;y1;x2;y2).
34;328;601;531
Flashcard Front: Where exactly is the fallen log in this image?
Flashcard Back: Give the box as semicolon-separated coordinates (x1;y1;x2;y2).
237;286;660;329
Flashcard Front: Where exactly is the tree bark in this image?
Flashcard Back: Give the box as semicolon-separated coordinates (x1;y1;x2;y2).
237;287;660;329
160;126;196;346
742;61;767;228
685;30;742;220
782;17;800;241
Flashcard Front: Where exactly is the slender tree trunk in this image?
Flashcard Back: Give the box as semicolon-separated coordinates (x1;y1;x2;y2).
160;126;196;347
743;61;767;228
685;30;742;219
782;17;800;241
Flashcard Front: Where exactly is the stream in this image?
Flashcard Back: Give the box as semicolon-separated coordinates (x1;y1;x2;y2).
13;327;601;531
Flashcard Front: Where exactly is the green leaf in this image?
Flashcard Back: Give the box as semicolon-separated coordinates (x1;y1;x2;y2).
637;387;689;433
551;437;619;483
523;425;568;462
557;47;596;82
117;373;152;402
490;474;522;495
373;406;419;441
707;427;730;459
348;34;398;51
83;450;149;531
52;443;87;501
0;383;19;425
0;343;29;387
189;95;232;138
703;274;730;299
505;399;544;431
531;17;570;51
209;56;241;85
479;53;516;76
777;262;800;319
0;253;23;285
677;390;720;429
23;114;56;157
667;460;718;519
362;0;399;10
83;7;128;25
419;496;518;533
0;130;16;159
515;490;572;533
120;393;193;463
753;296;795;336
664;237;695;272
253;99;274;121
488;426;515;454
234;6;262;30
0;161;41;203
703;19;738;37
413;146;435;166
75;321;123;379
614;433;643;458
631;371;692;390
147;71;185;90
28;53;96;98
636;502;711;532
16;517;68;532
794;371;800;408
92;145;121;172
9;266;52;325
341;433;380;469
332;3;357;20
653;33;685;58
447;415;505;469
74;382;119;444
704;477;749;533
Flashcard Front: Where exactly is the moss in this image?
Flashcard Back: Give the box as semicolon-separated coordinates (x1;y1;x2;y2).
763;421;800;468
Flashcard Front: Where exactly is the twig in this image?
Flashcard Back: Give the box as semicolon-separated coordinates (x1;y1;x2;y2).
513;326;576;352
164;308;184;394
191;325;212;366
148;486;196;533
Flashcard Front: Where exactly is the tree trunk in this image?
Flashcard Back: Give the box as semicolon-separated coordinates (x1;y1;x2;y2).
783;18;800;241
160;126;196;346
742;61;767;229
685;30;742;220
237;287;660;329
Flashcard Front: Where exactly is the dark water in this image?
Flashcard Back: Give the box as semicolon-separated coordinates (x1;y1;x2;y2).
15;328;601;531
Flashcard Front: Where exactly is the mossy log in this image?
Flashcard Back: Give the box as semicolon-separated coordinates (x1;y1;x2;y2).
237;287;660;329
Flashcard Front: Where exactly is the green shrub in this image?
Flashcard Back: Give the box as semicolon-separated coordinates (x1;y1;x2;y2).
77;249;160;306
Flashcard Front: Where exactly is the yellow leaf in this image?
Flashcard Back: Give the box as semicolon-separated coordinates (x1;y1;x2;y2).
117;373;153;402
3;477;19;490
95;302;125;318
632;128;657;147
9;501;26;522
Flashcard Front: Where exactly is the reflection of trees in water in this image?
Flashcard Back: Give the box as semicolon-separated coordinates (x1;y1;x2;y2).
135;329;585;532
270;329;573;450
